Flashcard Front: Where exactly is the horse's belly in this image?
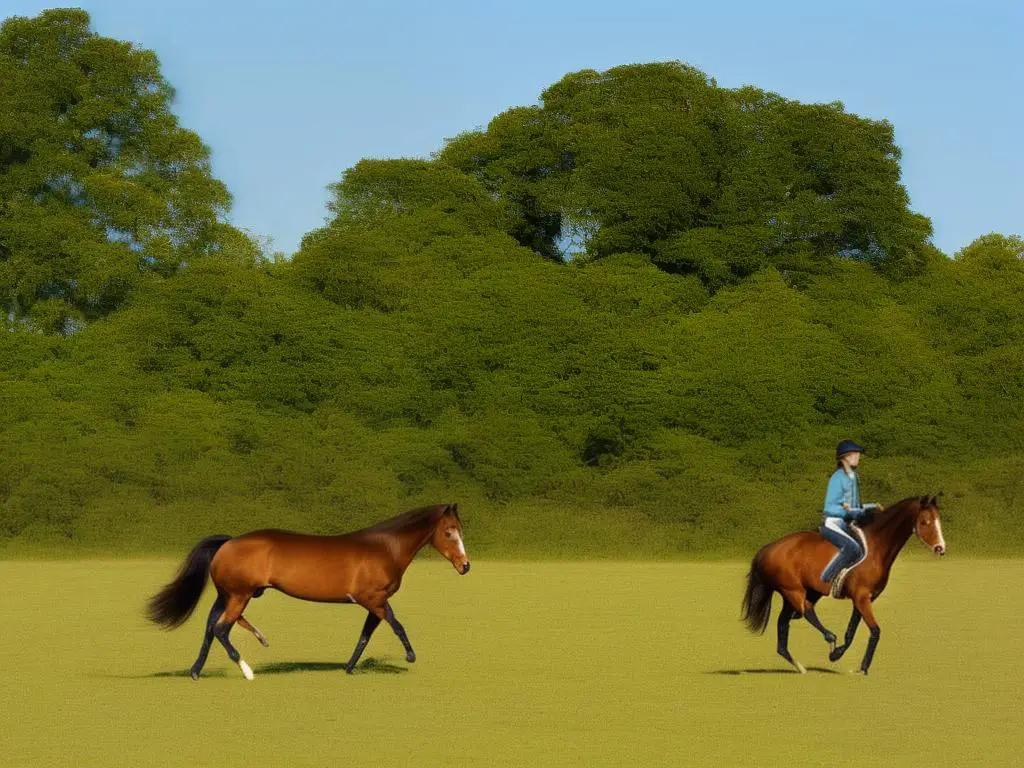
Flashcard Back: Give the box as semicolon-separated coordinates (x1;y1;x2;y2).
272;583;358;603
269;560;359;603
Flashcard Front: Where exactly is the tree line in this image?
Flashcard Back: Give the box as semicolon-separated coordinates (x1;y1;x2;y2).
1;9;1021;556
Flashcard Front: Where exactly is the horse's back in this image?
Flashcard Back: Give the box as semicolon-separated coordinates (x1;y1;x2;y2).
212;529;329;564
759;529;822;558
756;529;832;587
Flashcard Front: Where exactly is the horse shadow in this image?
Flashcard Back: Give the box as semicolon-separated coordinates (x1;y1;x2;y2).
143;657;408;679
706;666;840;675
259;658;407;675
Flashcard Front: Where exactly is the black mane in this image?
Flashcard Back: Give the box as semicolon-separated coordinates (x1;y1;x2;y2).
859;496;928;528
365;504;447;533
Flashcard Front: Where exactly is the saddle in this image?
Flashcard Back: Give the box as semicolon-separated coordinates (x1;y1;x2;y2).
830;523;868;599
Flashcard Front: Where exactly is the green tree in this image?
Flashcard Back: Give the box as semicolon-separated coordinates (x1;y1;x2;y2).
441;62;932;287
0;9;231;332
954;232;1024;268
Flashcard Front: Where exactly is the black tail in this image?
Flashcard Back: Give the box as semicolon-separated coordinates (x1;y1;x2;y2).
741;550;774;634
147;535;231;629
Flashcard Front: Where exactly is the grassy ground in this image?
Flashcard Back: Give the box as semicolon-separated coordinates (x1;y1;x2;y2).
1;558;1021;767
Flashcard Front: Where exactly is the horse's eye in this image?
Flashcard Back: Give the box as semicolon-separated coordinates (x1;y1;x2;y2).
923;520;931;526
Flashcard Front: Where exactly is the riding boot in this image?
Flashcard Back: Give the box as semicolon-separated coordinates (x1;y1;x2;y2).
830;568;850;598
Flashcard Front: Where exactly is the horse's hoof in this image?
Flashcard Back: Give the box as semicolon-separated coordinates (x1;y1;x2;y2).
406;652;416;663
794;661;807;674
829;647;844;662
190;670;200;681
259;638;270;648
345;667;354;675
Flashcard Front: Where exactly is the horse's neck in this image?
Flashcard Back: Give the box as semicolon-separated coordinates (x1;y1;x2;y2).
866;502;918;570
389;513;439;568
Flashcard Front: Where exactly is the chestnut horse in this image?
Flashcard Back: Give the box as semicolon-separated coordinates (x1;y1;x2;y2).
741;495;946;674
147;504;470;680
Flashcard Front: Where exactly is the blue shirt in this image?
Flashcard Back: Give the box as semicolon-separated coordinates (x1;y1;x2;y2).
823;468;871;520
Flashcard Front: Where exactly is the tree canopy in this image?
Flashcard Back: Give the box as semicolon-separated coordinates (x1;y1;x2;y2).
440;63;933;286
0;8;232;333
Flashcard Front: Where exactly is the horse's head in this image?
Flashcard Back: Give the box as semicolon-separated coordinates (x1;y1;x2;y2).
432;504;470;575
914;495;946;556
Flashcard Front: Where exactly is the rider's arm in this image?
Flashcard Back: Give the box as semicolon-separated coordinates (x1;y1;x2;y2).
846;504;870;520
859;502;882;514
823;471;848;517
847;500;883;520
824;472;880;520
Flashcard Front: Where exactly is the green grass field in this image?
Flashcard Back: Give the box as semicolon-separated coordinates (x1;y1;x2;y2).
1;558;1021;767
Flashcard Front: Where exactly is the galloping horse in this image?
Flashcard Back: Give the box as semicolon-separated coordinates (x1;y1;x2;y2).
147;504;470;680
741;496;946;674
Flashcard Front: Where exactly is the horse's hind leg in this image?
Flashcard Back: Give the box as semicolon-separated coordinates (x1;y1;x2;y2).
829;605;862;662
190;593;226;681
803;596;838;653
385;603;416;663
344;610;382;674
237;616;270;647
213;594;255;680
776;602;806;674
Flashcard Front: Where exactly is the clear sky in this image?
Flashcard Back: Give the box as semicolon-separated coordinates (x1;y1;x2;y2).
6;1;1022;256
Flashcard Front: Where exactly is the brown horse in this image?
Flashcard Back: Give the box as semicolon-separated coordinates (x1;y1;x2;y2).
741;495;946;674
147;503;470;680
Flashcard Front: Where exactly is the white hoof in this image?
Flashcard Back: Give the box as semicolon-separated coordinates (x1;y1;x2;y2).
795;661;807;674
239;660;254;680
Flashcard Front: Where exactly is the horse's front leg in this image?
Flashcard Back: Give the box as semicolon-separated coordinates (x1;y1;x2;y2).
853;593;880;674
385;602;416;663
829;605;862;662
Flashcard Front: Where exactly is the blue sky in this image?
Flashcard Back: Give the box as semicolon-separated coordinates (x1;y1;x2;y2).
6;1;1022;256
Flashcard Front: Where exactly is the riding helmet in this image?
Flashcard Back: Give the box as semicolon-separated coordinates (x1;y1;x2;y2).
836;439;865;458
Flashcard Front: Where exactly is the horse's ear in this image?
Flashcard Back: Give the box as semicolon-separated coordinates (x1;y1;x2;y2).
919;495;930;506
447;503;460;519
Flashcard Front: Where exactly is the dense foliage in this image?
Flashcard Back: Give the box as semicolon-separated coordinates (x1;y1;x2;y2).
1;11;1021;557
0;9;232;333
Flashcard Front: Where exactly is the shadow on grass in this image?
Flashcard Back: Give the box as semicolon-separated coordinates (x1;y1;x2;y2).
706;666;840;675
150;668;224;679
118;658;407;679
258;659;407;675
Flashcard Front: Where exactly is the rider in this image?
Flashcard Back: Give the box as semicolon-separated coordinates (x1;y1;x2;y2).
820;440;882;591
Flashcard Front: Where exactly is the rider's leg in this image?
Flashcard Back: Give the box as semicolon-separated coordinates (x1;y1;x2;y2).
820;518;863;583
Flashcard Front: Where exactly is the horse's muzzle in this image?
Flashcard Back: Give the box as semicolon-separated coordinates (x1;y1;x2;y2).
460;562;471;575
934;545;946;556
